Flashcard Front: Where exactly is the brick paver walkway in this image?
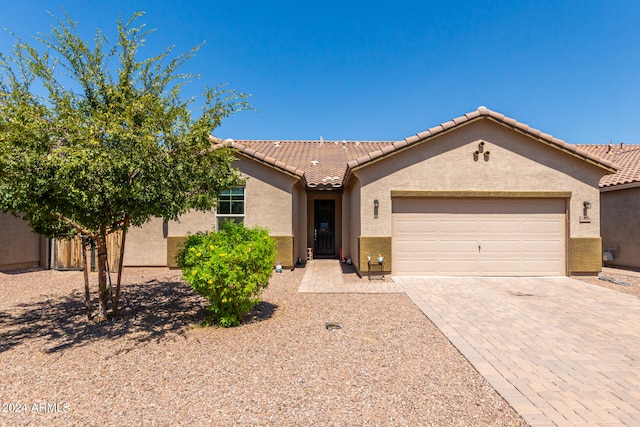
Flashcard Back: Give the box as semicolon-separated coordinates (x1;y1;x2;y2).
298;259;401;293
299;261;640;426
399;277;640;427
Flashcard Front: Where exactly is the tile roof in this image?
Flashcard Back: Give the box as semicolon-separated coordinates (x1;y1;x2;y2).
212;107;617;188
577;143;640;188
211;137;396;188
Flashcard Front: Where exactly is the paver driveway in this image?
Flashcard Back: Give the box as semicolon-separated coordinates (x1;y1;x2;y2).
396;277;640;426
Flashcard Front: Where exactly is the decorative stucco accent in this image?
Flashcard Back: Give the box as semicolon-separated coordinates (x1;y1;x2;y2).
166;236;188;269
570;237;602;274
271;235;294;268
167;235;293;269
358;236;392;274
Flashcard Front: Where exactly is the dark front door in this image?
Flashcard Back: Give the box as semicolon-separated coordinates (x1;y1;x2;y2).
314;200;335;257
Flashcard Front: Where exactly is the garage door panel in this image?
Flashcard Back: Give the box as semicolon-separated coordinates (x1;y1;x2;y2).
396;218;439;233
440;240;478;253
439;260;480;274
439;220;478;233
480;220;520;233
392;198;566;276
480;240;520;254
522;240;563;252
396;260;438;274
395;241;438;252
396;250;437;260
480;260;521;274
392;198;565;214
521;220;563;233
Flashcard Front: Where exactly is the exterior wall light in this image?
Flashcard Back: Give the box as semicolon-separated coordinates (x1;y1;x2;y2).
374;199;379;208
580;201;592;223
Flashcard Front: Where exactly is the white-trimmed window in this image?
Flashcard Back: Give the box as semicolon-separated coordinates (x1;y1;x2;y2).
216;187;245;229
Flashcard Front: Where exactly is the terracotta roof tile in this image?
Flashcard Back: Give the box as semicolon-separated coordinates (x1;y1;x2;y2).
465;110;480;120
381;145;395;155
392;140;408;150
427;125;442;134
452;115;468;125
284;164;298;174
501;116;517;127
441;120;455;131
213;107;617;188
369;150;384;161
528;128;541;138
491;111;506;121
577;144;640;188
406;134;421;144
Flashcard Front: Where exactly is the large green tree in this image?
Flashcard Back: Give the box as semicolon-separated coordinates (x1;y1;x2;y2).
0;12;247;321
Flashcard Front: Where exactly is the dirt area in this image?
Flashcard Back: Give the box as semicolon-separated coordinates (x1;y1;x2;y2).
0;267;526;426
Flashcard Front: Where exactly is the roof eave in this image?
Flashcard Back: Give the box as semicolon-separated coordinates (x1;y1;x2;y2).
600;181;640;192
217;139;308;187
235;151;307;185
485;117;617;174
343;109;617;181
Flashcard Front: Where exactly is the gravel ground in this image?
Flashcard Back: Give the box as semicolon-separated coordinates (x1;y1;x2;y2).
574;269;640;298
0;266;527;426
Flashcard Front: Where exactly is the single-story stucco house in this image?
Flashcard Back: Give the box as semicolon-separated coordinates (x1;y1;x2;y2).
577;143;640;269
0;107;618;276
122;106;615;277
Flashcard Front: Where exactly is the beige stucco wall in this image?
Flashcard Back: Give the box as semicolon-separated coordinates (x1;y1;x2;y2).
0;213;41;271
343;177;361;263
237;157;296;235
123;155;299;267
123;218;167;266
168;211;217;235
124;211;217;267
293;182;308;263
352;120;606;239
601;186;640;268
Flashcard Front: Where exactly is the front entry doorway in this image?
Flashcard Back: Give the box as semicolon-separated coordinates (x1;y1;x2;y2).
314;200;335;257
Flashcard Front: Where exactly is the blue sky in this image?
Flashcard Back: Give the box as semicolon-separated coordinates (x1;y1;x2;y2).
1;1;639;144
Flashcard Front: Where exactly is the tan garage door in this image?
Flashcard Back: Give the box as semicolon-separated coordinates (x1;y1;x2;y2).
392;198;566;276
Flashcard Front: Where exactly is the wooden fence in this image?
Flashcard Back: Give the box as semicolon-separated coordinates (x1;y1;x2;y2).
51;232;122;272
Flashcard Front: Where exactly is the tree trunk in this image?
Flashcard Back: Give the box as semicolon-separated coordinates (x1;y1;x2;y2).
81;237;92;320
113;221;128;318
95;234;110;322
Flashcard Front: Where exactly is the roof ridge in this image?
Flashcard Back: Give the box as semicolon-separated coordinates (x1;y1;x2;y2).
345;106;617;172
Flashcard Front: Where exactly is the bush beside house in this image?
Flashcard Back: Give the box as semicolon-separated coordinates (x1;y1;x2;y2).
177;221;277;327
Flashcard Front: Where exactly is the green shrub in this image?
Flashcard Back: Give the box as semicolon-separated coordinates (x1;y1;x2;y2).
177;221;277;327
